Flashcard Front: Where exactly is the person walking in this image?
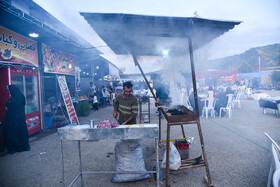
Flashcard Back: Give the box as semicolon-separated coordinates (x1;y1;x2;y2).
93;93;99;111
4;84;30;154
88;82;96;109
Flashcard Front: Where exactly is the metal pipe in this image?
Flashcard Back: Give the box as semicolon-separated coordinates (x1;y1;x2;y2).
156;138;160;187
132;54;157;101
158;109;162;143
78;141;83;187
60;140;65;187
187;37;213;186
187;37;199;117
165;123;171;187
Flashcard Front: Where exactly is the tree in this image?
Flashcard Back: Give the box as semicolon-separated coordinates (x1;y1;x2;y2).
271;71;280;83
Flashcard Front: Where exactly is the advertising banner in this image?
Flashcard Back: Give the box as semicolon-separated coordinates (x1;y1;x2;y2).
196;70;237;82
75;66;81;91
0;26;38;66
42;43;76;75
57;76;79;125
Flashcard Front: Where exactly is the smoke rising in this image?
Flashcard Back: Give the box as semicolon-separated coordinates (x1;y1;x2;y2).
158;55;192;106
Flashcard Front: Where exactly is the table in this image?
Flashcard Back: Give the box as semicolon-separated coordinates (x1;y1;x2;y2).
259;97;280;115
58;124;159;187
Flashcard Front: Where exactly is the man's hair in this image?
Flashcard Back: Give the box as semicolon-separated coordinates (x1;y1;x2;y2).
90;82;93;85
123;81;133;89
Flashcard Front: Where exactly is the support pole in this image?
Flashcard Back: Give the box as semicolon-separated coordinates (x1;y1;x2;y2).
78;141;83;186
187;37;213;186
132;55;157;101
60;140;65;187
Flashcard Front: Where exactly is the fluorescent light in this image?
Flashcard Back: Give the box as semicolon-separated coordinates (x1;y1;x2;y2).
29;33;39;38
96;66;99;69
163;50;168;56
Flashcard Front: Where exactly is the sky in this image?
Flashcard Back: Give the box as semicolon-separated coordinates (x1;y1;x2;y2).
34;0;280;74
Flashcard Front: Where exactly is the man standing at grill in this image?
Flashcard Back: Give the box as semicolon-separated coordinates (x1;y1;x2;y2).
113;81;138;125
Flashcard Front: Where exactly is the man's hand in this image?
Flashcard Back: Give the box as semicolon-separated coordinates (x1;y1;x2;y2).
113;111;118;118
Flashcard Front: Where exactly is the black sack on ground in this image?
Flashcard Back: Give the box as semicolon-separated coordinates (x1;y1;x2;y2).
112;139;150;183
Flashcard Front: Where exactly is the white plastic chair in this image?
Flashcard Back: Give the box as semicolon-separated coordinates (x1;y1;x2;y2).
265;133;280;187
273;169;280;187
186;96;193;111
232;93;241;109
246;88;252;96
202;98;216;119
220;95;233;118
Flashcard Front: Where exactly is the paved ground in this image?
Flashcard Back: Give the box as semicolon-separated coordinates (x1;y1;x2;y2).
0;90;279;187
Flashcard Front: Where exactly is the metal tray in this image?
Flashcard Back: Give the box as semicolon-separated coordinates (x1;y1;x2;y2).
58;124;159;141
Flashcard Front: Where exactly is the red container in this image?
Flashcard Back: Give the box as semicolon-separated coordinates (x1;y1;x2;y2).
175;140;190;159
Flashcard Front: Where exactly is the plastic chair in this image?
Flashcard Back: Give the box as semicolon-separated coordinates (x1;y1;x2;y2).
202;98;216;119
273;169;280;187
232;93;241;109
265;133;280;187
246;88;252;96
220;95;233;118
186;96;193;111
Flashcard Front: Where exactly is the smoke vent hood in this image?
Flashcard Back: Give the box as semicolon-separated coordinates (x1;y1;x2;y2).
80;13;241;56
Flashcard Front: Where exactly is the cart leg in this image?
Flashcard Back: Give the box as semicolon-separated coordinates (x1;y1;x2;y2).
156;138;160;187
165;124;170;187
78;141;83;187
140;101;142;123
159;109;162;144
60;140;65;187
197;121;213;187
180;125;186;139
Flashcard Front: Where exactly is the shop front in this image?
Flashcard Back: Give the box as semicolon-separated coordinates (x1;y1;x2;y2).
41;43;78;129
0;26;41;138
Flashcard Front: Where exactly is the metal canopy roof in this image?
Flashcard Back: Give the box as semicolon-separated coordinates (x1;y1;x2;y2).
0;1;102;63
80;13;241;56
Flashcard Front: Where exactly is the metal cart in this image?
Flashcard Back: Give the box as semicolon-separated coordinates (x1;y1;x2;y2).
58;124;160;187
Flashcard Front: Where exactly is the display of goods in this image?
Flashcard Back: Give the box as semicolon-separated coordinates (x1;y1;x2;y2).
26;119;32;128
97;118;111;128
111;122;120;128
78;95;87;100
97;118;120;128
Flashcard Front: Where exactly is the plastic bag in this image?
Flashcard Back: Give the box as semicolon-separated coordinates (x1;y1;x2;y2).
112;139;150;182
161;142;181;170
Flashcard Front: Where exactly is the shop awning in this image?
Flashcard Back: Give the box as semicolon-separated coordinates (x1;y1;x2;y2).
0;1;102;62
80;13;241;56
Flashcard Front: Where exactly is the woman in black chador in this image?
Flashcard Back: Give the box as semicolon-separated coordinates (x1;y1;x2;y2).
4;84;30;154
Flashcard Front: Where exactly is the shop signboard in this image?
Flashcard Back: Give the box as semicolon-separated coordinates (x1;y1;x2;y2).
0;26;38;67
57;76;79;125
42;43;76;75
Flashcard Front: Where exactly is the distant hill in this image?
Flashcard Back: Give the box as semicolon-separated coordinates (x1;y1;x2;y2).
206;43;280;73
